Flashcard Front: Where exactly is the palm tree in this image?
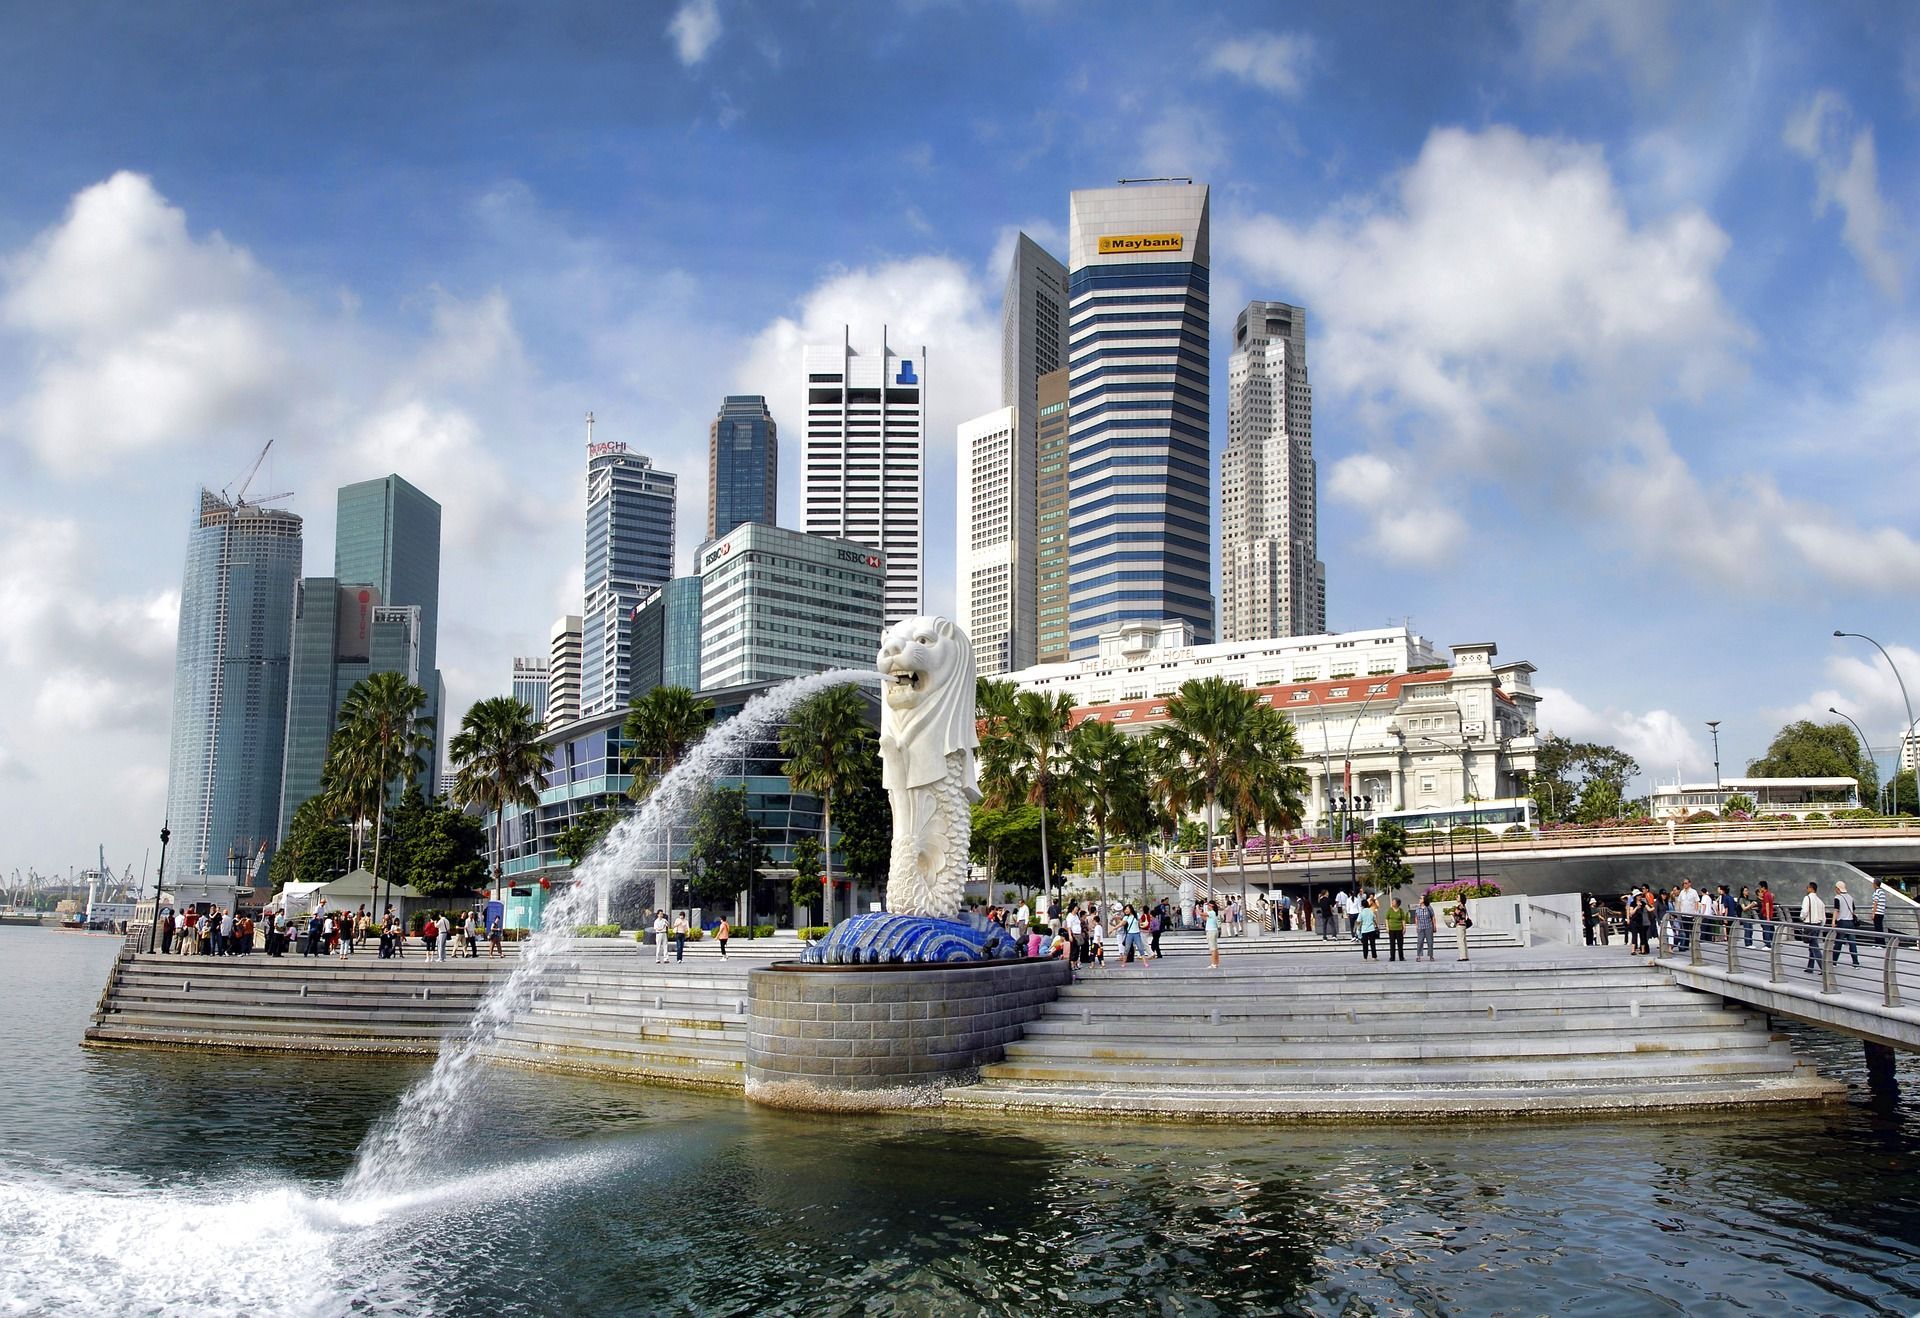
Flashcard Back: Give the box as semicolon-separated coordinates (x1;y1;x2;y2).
622;686;715;800
780;684;873;926
1220;705;1309;909
622;685;715;914
1153;676;1258;904
449;695;547;894
974;678;1021;809
319;726;381;871
1070;717;1137;914
334;672;434;906
1008;689;1077;912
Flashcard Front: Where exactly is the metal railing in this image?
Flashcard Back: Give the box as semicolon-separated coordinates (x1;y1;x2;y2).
1653;910;1915;1009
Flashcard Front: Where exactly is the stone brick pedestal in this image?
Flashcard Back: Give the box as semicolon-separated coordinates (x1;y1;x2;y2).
744;958;1071;1111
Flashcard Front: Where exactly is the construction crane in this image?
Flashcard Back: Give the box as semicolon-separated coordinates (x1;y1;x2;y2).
221;439;293;509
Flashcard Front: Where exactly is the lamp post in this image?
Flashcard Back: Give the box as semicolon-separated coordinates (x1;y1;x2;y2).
1828;706;1884;813
1417;735;1478;887
146;822;171;953
1835;630;1916;817
1706;720;1721;795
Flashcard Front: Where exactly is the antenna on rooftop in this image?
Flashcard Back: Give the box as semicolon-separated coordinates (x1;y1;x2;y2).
586;411;596;444
1116;176;1193;185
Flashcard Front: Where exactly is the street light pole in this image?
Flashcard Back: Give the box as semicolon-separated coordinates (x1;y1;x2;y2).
146;822;171;953
1835;630;1916;817
1828;706;1884;813
1706;721;1721;794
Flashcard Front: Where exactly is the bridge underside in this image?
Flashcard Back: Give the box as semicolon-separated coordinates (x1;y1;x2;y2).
1666;963;1920;1053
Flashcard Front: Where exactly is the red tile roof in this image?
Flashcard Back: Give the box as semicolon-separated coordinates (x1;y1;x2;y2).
1066;668;1509;728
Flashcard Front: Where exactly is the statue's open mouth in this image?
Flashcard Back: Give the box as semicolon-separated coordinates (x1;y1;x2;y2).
891;670;920;689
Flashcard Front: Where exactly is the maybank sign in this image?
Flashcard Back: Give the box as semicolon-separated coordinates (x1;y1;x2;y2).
1098;233;1184;255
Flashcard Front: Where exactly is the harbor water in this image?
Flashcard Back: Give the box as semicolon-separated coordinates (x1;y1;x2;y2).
4;925;1918;1315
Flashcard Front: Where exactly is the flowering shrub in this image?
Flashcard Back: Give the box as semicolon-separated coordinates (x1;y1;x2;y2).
1424;880;1502;903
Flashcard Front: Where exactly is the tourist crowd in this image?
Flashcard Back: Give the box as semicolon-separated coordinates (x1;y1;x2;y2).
156;900;509;961
1592;876;1895;973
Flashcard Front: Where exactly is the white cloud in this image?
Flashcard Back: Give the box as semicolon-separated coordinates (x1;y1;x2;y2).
1138;106;1228;180
1225;123;1920;596
1783;90;1904;298
736;254;1001;620
1535;685;1710;785
1775;642;1920;760
1516;0;1676;89
1206;32;1314;97
1325;452;1465;564
0;172;296;473
667;0;723;67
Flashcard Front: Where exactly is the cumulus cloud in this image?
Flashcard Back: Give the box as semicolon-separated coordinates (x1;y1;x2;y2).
1207;31;1314;97
667;0;723;67
1774;642;1920;760
1783;90;1904;298
1225;123;1920;596
0;172;296;473
1325;452;1465;563
1534;685;1710;785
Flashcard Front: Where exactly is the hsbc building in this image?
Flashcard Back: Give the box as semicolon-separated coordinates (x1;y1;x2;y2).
695;521;887;689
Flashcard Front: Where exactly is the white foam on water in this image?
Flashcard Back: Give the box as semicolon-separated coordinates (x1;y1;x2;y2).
0;1147;634;1317
343;668;869;1200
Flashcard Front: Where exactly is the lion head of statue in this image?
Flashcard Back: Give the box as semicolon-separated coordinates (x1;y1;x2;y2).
875;615;977;792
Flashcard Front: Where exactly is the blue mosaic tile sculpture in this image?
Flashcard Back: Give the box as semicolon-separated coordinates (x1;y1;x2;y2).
804;912;1018;965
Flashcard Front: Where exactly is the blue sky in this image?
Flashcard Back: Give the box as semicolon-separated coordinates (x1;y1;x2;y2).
1;0;1917;873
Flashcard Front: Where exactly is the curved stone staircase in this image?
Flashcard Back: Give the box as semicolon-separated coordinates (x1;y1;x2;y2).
942;954;1843;1118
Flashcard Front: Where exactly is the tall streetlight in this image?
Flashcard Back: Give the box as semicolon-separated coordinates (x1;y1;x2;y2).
1828;706;1885;813
1835;630;1916;817
1415;735;1473;886
1705;721;1721;793
146;822;171;953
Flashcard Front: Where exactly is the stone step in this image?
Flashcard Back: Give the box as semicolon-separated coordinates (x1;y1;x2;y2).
102;998;479;1026
519;1010;745;1041
1033;985;1711;1017
488;1040;742;1087
975;1049;1801;1089
1053;973;1679;999
86;1024;444;1054
491;1024;743;1066
1000;1028;1782;1065
1020;1006;1756;1039
101;1012;464;1041
110;982;491;1007
943;1069;1842;1116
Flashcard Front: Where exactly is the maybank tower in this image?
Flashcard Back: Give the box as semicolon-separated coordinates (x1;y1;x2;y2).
1066;181;1214;657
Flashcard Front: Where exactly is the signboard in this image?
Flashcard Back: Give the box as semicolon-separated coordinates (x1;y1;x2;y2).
336;585;378;661
703;539;734;568
835;548;882;568
587;441;629;458
1098;233;1184;255
895;359;918;386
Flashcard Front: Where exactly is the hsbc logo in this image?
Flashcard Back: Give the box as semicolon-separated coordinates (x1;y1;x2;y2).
703;540;734;567
836;548;881;568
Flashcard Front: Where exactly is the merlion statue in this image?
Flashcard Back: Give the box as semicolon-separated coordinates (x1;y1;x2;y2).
875;615;979;917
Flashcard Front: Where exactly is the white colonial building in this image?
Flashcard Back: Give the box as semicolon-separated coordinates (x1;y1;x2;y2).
1005;622;1541;834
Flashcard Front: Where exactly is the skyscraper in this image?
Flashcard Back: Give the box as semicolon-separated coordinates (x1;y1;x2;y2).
333;473;443;788
1221;300;1324;641
708;395;778;540
802;327;924;623
512;657;550;723
1034;367;1072;665
277;581;424;840
697;522;886;689
548;614;583;728
165;489;303;879
1002;232;1068;413
1066;181;1214;656
629;575;703;697
956;406;1031;676
580;430;677;717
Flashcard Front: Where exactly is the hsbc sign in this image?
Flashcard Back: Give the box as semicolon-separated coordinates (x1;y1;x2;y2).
702;540;734;567
836;548;881;568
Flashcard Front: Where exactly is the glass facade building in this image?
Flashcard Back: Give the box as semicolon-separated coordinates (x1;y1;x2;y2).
1066;183;1215;656
629;575;703;697
1034;368;1072;665
511;657;549;723
165;490;303;879
334;474;443;788
276;580;424;841
697;522;886;690
708;395;777;540
581;443;677;717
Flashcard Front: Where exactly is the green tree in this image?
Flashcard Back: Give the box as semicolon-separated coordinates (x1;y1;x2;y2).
975;677;1022;808
682;784;765;911
622;686;715;799
790;834;823;922
1362;821;1416;891
1527;735;1641;824
1748;720;1881;804
269;795;351;890
334;671;434;897
390;789;488;896
1575;776;1624;824
1007;689;1078;909
1154;677;1259;901
1175;819;1207;852
449;695;547;889
1721;793;1758;816
556;806;619;867
835;744;891;893
1069;718;1140;912
970;802;1047;907
1892;770;1918;817
1220;705;1308;905
779;684;874;925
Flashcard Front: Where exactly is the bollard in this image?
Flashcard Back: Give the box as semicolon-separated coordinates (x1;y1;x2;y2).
1081;1007;1091;1026
1689;917;1703;967
1769;931;1784;985
182;980;191;994
1210;1007;1220;1027
299;983;307;998
1885;938;1902;1009
1726;927;1739;976
1630;999;1640;1019
736;999;747;1016
1820;930;1838;995
585;991;592;1007
654;994;663;1010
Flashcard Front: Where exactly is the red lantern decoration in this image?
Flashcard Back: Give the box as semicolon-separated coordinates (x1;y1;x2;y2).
539;878;551;890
